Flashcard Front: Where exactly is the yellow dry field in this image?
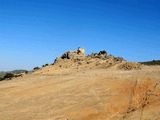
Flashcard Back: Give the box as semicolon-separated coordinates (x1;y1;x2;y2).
0;66;160;120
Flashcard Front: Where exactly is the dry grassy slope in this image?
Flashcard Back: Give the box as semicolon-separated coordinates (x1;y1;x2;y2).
0;65;160;120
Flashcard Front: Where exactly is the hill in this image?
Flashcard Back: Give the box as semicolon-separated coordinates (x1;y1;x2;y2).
0;48;159;120
34;49;141;75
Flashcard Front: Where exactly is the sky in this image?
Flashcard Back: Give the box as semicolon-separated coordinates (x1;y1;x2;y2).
0;0;160;71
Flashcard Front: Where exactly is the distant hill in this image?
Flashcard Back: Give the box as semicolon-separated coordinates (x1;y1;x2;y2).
140;60;160;65
10;70;28;74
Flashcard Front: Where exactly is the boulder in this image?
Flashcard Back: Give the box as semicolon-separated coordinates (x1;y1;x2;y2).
61;48;85;60
77;48;85;55
62;51;85;60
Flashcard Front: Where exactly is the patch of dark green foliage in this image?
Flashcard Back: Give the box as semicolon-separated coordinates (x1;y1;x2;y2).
33;67;40;70
140;60;160;66
42;64;49;67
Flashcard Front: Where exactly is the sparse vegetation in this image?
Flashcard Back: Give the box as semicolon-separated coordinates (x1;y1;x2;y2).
0;70;27;81
3;73;15;80
42;64;49;67
33;67;40;71
140;60;160;65
0;77;4;81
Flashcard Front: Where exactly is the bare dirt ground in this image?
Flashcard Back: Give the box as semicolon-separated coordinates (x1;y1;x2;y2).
0;65;160;120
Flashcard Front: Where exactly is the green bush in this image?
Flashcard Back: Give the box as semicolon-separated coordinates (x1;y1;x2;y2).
33;67;40;71
3;73;14;80
0;77;4;81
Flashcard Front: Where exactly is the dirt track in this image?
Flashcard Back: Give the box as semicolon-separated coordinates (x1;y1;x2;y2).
0;66;160;120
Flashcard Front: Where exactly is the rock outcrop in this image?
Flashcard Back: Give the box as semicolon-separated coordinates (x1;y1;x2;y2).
52;48;142;70
60;48;85;60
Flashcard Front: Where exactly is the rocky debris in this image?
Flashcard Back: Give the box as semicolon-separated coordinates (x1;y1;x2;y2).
52;48;142;70
88;50;108;59
118;62;142;70
88;51;124;62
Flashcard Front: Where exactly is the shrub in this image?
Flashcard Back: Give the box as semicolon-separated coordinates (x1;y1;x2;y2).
0;77;4;81
33;67;40;71
42;64;49;67
98;50;107;55
3;73;14;80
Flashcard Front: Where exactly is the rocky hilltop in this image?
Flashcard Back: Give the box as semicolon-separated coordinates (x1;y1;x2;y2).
35;48;142;75
54;48;141;70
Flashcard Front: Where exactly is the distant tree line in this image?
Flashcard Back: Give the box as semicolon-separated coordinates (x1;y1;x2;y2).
140;60;160;65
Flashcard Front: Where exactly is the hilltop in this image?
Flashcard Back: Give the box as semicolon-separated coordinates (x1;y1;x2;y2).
0;48;159;120
34;48;142;75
